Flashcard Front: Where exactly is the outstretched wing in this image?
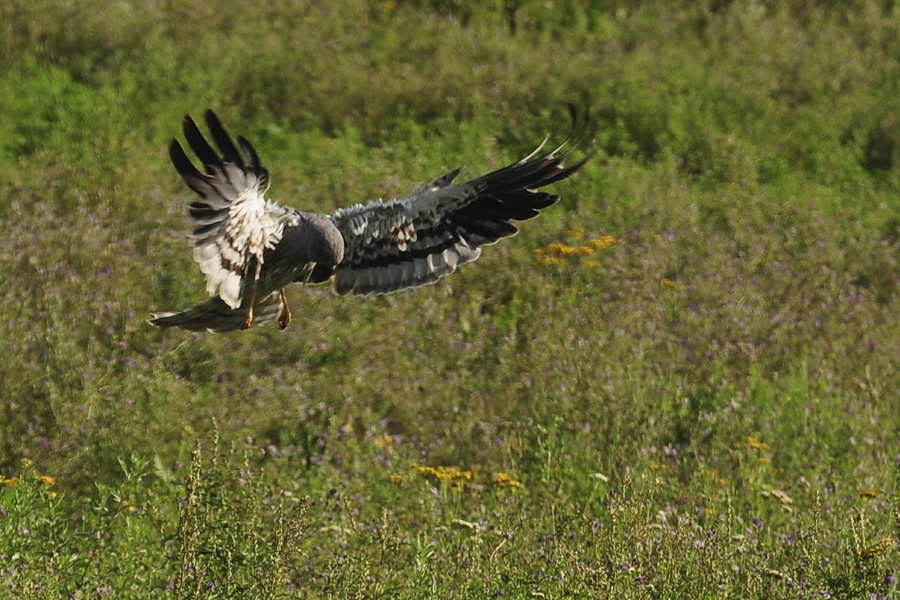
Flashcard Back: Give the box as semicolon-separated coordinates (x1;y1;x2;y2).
328;108;592;296
169;110;298;309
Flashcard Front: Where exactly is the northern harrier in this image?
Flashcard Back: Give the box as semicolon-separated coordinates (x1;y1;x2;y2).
150;109;591;332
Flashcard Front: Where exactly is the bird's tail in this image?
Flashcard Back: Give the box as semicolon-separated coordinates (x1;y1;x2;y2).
149;291;284;333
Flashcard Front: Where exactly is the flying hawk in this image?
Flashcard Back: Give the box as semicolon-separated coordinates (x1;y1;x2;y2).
150;109;591;333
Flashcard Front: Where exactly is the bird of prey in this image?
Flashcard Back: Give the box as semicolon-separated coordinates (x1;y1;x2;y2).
150;109;591;333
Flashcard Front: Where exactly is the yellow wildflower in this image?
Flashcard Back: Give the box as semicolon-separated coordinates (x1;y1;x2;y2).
589;235;616;249
37;475;56;486
439;467;472;480
559;243;594;255
2;477;19;486
859;490;878;498
705;469;725;485
374;435;394;453
389;474;409;484
747;436;772;451
534;236;614;266
857;537;892;560
415;465;472;481
548;243;583;255
493;472;522;488
758;458;770;465
583;259;603;268
649;464;668;471
534;255;563;266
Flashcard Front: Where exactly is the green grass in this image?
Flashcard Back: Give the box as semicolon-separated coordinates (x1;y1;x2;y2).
3;0;900;597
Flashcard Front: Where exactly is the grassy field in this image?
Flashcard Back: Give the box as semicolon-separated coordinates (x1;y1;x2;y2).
3;0;900;597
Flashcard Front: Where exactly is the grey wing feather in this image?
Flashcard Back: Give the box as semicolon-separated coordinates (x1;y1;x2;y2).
329;108;592;296
170;110;296;309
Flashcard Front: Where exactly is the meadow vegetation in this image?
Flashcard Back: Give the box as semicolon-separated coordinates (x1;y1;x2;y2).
2;0;900;597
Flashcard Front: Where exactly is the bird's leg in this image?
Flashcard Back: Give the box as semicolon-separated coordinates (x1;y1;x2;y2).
277;289;292;330
240;261;262;330
241;288;257;330
278;264;315;331
241;305;254;330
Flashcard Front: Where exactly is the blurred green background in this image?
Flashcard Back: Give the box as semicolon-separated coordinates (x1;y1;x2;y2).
2;1;900;597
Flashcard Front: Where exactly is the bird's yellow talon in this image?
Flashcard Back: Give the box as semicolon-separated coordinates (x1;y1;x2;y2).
278;290;291;330
241;306;254;330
